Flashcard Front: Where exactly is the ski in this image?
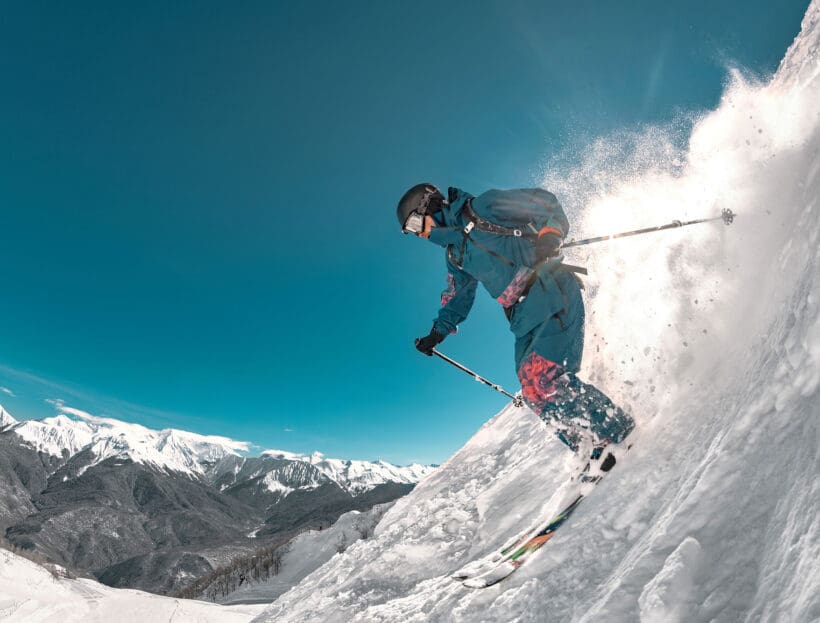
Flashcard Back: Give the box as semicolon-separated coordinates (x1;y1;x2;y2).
456;440;628;589
450;477;582;581
451;523;542;581
461;493;586;588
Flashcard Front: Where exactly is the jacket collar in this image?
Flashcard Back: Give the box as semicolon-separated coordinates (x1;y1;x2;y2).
427;187;473;248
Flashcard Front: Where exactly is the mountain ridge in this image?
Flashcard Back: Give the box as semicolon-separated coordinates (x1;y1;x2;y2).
0;403;435;596
1;403;435;495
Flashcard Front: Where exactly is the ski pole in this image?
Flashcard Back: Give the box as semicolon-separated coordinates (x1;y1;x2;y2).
561;208;735;249
431;348;524;407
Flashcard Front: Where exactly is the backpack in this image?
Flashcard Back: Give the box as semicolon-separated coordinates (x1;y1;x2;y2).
467;188;570;241
453;188;572;267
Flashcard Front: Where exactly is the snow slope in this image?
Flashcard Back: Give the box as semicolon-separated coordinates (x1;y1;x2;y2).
221;503;394;605
252;4;820;622
0;548;265;623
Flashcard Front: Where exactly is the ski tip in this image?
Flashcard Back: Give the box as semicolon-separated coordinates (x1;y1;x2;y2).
460;562;517;589
462;577;493;589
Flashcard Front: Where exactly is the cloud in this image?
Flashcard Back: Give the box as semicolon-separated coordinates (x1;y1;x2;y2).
0;387;15;398
284;427;294;433
46;398;103;423
0;364;191;430
54;404;100;422
46;398;121;425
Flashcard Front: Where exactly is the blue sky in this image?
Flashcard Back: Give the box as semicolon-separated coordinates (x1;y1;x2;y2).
0;1;808;464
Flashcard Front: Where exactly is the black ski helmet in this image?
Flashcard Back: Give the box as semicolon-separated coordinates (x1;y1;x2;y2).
396;183;445;231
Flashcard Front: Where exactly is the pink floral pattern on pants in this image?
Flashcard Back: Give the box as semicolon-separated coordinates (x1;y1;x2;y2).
440;273;457;307
516;351;564;413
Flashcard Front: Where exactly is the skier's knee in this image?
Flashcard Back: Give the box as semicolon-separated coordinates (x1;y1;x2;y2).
517;351;565;413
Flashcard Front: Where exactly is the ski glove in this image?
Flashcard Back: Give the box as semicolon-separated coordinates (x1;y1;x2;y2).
415;329;445;356
534;232;562;261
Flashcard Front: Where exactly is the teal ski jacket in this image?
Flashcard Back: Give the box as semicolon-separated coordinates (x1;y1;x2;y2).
427;187;584;371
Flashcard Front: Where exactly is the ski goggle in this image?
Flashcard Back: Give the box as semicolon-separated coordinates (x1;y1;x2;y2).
402;211;425;235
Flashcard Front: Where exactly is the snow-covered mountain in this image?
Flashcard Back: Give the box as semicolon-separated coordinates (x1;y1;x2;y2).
0;405;16;430
8;413;96;459
0;403;434;597
2;403;433;491
248;4;820;622
261;450;433;495
5;404;250;477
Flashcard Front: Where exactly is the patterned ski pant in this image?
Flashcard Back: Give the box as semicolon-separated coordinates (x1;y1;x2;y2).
510;269;634;450
517;351;635;450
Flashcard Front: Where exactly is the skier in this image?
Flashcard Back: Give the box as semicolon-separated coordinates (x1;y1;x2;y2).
398;183;634;466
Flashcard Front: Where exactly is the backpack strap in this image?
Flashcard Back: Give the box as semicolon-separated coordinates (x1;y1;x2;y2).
453;199;588;280
454;200;521;268
462;200;539;238
451;213;519;269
